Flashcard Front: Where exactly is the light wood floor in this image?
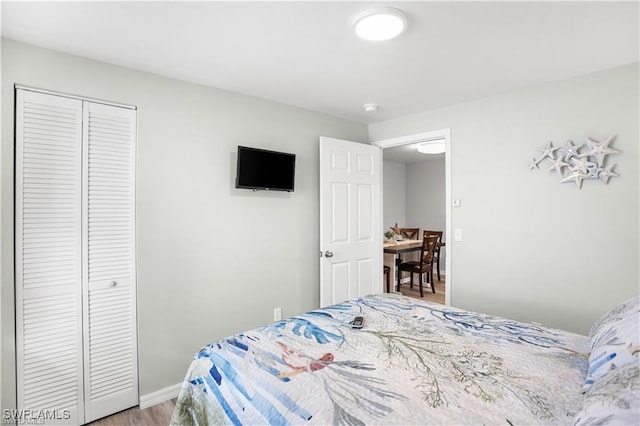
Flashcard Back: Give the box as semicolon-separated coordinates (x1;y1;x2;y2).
91;275;446;425
397;273;446;304
87;399;176;426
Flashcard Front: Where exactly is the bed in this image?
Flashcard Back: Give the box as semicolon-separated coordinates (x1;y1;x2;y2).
170;293;639;425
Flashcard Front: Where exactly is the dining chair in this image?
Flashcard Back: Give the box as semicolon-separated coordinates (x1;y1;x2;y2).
396;234;438;297
398;228;420;271
399;228;419;240
423;230;443;282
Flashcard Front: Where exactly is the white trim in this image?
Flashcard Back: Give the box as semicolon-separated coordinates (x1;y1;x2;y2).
445;129;452;307
372;129;449;149
372;129;452;306
139;383;182;409
14;84;136;110
377;145;385;295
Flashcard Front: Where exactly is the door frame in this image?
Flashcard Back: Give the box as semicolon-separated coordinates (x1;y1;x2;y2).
371;129;452;306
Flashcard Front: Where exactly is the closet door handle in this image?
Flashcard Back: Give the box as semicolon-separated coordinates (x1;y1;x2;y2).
110;281;118;287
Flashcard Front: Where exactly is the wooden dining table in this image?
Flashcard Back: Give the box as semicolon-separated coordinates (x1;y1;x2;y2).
383;239;445;292
383;239;424;255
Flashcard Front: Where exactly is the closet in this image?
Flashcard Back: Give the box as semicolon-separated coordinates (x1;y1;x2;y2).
15;88;138;424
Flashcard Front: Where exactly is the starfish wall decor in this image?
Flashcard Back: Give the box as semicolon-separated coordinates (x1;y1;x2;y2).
528;135;620;189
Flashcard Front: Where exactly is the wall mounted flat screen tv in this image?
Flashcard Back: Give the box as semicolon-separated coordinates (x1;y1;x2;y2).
235;146;296;192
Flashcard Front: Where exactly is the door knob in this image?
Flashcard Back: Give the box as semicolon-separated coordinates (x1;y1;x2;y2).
324;251;334;258
111;281;118;287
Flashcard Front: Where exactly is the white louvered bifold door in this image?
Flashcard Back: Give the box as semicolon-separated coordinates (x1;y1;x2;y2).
82;101;138;423
15;90;85;424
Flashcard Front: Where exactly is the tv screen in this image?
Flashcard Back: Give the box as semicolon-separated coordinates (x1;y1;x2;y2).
235;146;296;192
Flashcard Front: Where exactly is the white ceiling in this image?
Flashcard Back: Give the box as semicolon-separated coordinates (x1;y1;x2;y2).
2;0;638;129
383;143;444;164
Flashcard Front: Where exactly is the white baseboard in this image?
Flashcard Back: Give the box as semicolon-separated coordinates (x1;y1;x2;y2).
139;382;182;409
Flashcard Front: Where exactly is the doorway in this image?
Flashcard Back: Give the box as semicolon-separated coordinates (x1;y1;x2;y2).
372;129;451;305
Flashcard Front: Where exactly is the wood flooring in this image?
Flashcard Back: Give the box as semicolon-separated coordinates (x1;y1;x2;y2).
397;273;446;304
86;399;176;426
89;275;446;425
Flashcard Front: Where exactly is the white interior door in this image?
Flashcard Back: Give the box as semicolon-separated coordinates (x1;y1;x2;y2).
82;101;138;423
319;136;382;307
15;89;85;424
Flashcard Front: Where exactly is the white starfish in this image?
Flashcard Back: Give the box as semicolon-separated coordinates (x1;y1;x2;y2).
561;170;587;189
583;135;619;166
528;158;540;170
559;140;582;161
570;156;595;174
586;164;601;179
538;141;559;162
548;156;569;177
598;164;618;184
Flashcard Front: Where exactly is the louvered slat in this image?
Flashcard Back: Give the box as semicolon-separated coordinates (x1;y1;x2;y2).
87;286;133;402
83;101;138;423
15;89;84;424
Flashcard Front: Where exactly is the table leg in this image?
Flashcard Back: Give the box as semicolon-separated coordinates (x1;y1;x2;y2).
395;256;402;291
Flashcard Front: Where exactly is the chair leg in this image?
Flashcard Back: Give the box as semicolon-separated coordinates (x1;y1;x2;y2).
436;256;441;281
410;273;413;289
431;264;436;293
386;269;390;293
396;268;401;291
418;272;424;298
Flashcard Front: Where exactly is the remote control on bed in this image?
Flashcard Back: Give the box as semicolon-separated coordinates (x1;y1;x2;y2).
351;316;364;329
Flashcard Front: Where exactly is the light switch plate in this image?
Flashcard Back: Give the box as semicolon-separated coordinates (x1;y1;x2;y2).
454;229;463;241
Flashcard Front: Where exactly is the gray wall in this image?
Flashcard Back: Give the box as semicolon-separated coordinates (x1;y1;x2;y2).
370;63;640;335
382;160;406;230
406;159;446;237
1;39;368;407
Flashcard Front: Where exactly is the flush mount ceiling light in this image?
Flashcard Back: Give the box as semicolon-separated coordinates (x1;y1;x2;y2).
417;139;446;154
353;7;407;41
363;103;380;112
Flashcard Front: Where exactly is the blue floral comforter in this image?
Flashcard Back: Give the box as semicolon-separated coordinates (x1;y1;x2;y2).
170;294;589;425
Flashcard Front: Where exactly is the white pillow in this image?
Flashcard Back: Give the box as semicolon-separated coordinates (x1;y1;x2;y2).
584;295;640;390
573;361;639;425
